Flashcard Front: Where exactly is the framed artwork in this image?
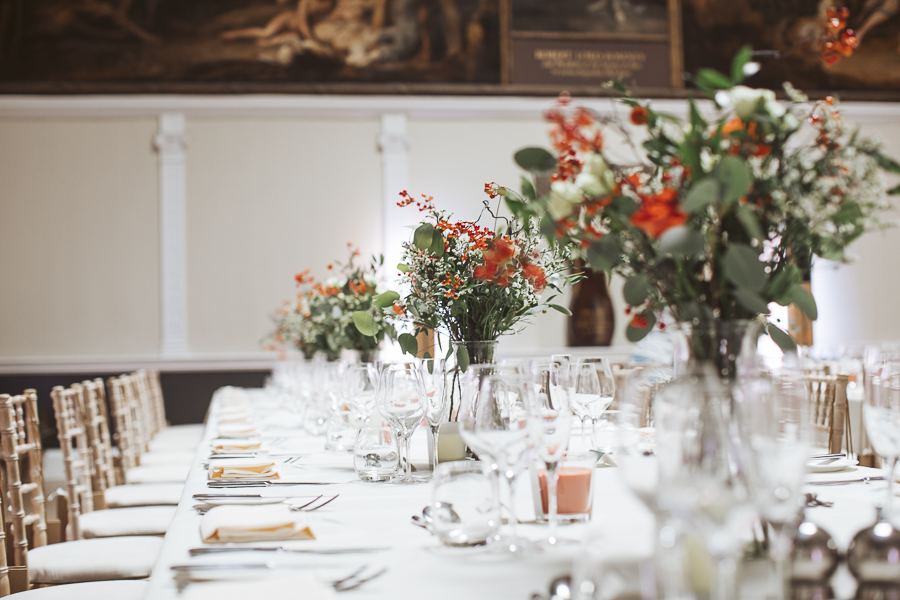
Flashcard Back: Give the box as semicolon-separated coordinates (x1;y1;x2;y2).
0;0;501;92
504;0;684;90
682;0;900;95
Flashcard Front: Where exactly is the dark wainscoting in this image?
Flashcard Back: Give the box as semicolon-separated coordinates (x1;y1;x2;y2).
0;370;269;448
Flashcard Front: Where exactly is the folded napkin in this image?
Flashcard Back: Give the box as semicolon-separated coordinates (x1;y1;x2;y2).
217;410;255;424
209;458;279;480
217;422;262;438
210;438;266;454
181;572;334;600
200;505;315;543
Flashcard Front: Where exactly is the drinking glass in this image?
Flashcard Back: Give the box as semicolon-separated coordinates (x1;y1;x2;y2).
380;365;427;484
655;365;754;600
431;461;500;546
354;426;399;482
865;357;900;520
570;358;616;450
420;358;448;473
325;407;358;451
459;366;536;551
342;363;378;423
532;362;573;545
736;370;811;600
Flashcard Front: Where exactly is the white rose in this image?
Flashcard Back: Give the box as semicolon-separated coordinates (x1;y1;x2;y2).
547;180;581;220
574;172;608;198
730;85;775;120
765;98;785;118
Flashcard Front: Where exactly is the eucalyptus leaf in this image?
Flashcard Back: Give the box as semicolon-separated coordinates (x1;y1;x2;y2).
625;313;657;342
548;303;572;316
623;275;652;305
733;289;770;314
352;311;376;337
723;244;767;292
736;205;764;241
715;156;752;204
414;224;435;251
658;225;706;255
696;68;734;90
786;284;818;320
767;323;797;353
430;230;445;257
398;333;418;356
514;147;557;175
731;45;753;84
684;178;720;212
397;263;410;273
456;345;470;372
372;291;400;308
520;176;537;202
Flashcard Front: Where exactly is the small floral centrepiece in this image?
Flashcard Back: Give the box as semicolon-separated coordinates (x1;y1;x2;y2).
265;245;396;361
354;191;574;367
499;47;898;351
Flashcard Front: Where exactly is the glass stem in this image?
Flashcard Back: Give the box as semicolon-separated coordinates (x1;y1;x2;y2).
546;462;560;543
713;556;737;600
429;425;440;471
769;523;789;600
402;436;412;481
887;455;897;520
506;471;519;543
581;416;590;451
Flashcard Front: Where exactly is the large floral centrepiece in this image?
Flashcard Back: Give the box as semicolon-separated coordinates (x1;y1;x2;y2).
499;47;897;371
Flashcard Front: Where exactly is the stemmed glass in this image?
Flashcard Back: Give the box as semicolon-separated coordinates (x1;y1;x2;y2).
736;369;811;600
342;363;378;424
532;362;573;546
380;365;427;484
459;365;536;551
420;358;448;473
864;355;900;519
655;365;754;600
570;358;616;451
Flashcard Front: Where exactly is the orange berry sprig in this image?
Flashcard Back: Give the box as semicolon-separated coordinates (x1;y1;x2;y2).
820;7;858;67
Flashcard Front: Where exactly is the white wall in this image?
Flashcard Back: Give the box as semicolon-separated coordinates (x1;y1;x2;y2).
0;97;897;366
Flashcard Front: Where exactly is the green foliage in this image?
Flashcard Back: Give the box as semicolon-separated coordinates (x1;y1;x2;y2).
514;147;557;175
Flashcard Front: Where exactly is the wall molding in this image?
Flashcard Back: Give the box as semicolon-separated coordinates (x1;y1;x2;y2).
0;94;898;122
154;113;189;356
0;353;280;375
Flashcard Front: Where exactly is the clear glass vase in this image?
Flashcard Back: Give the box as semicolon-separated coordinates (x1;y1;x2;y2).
444;340;499;421
672;319;763;382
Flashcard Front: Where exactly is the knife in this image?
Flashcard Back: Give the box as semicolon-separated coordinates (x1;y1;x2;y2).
188;546;390;556
807;476;885;486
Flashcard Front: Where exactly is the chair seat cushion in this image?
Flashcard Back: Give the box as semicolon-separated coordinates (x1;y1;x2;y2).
28;536;163;585
139;449;196;466
20;580;149;600
125;464;191;484
80;506;176;538
104;482;184;508
149;424;204;451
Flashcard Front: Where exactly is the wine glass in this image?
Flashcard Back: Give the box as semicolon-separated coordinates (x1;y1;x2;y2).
570;358;615;451
342;363;378;424
532;362;573;546
864;356;900;520
736;370;811;600
655;365;754;600
380;364;427;484
459;366;536;552
420;358;448;473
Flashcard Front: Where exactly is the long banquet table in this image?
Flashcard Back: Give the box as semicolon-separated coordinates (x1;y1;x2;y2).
145;387;888;600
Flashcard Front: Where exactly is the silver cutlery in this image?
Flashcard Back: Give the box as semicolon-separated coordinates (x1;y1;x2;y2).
807;476;885;486
810;453;846;460
207;480;332;487
290;494;339;511
333;566;387;592
187;546;389;556
171;562;387;592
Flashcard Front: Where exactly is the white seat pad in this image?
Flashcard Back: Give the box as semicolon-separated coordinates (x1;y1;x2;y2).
28;536;162;585
20;580;149;600
125;464;191;484
139;449;196;466
149;424;204;451
105;482;184;508
80;506;176;538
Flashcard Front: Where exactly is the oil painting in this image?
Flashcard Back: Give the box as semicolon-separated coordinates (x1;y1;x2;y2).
0;0;500;90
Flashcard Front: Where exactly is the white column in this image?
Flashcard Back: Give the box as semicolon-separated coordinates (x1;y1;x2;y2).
153;113;189;356
377;113;411;279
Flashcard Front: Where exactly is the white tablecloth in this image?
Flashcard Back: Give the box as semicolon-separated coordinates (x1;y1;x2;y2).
144;388;887;600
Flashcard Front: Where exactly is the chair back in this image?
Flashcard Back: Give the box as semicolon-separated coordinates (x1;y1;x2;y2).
147;370;168;431
80;380;118;499
107;375;141;473
50;386;95;541
806;373;851;454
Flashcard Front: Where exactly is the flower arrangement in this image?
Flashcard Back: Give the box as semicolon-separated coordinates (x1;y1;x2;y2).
499;47;898;351
353;191;574;367
265;245;396;361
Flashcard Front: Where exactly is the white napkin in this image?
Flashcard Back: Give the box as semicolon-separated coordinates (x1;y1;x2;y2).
218;411;255;424
218;422;262;438
211;438;267;454
209;458;279;480
200;505;315;543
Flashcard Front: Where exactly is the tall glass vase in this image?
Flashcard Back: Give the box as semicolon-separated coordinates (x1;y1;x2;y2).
444;340;499;422
672;319;763;383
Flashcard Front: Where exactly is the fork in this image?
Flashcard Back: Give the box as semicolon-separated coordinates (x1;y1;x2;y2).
332;565;387;592
291;494;339;511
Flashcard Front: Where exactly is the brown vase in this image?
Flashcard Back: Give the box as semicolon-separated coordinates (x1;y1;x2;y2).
567;266;615;346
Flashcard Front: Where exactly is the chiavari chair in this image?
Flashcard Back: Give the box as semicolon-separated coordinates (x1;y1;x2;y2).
50;386;176;540
0;392;159;595
106;376;191;485
805;373;852;455
136;370;205;452
79;381;183;508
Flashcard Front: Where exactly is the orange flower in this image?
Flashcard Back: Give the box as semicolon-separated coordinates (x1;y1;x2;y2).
629;187;686;239
630;314;648;329
721;117;744;136
392;304;405;316
630;105;650;126
522;262;546;292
